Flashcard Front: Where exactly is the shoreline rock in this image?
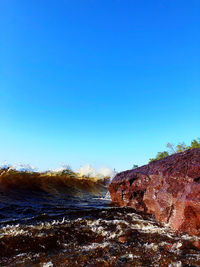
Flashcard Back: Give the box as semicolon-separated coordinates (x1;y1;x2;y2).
108;148;200;236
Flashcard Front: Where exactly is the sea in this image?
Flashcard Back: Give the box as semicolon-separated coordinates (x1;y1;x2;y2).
0;167;200;267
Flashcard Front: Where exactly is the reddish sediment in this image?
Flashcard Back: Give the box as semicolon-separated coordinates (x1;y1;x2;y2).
108;148;200;236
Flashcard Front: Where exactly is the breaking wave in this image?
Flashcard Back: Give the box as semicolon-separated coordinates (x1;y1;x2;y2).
0;165;112;197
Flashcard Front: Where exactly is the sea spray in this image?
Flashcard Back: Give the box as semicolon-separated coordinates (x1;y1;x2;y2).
77;164;114;179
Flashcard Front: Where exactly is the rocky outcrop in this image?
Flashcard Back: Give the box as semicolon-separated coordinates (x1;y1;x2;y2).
108;148;200;236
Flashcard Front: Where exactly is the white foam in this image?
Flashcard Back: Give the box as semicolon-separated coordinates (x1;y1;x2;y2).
0;218;71;238
42;261;53;267
104;191;111;200
144;242;158;251
77;164;114;179
84;215;181;241
49;164;72;173
170;242;183;253
86;218;129;239
81;242;110;251
0;161;11;169
0;162;37;173
168;261;182;267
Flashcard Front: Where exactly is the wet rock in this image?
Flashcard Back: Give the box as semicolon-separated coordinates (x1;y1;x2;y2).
108;148;200;236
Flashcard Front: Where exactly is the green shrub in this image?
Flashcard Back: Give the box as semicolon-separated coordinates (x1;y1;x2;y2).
149;138;200;163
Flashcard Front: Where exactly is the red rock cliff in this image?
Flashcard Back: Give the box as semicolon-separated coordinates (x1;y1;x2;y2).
108;148;200;235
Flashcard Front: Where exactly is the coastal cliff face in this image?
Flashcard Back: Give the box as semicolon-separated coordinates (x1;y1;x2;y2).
108;148;200;236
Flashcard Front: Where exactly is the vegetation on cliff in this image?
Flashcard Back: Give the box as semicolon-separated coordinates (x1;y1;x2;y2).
149;138;200;162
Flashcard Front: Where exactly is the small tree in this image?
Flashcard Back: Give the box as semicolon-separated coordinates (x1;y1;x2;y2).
149;151;169;163
189;139;200;149
176;142;188;152
166;143;176;154
132;164;139;169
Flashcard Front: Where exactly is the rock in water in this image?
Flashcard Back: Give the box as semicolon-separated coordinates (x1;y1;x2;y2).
108;148;200;236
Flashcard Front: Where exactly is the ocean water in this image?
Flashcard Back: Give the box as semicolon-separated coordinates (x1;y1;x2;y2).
0;169;200;266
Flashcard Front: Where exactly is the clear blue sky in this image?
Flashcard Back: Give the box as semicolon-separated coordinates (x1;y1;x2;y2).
0;0;200;171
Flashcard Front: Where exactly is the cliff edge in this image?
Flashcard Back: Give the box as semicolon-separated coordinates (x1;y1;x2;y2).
109;148;200;236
